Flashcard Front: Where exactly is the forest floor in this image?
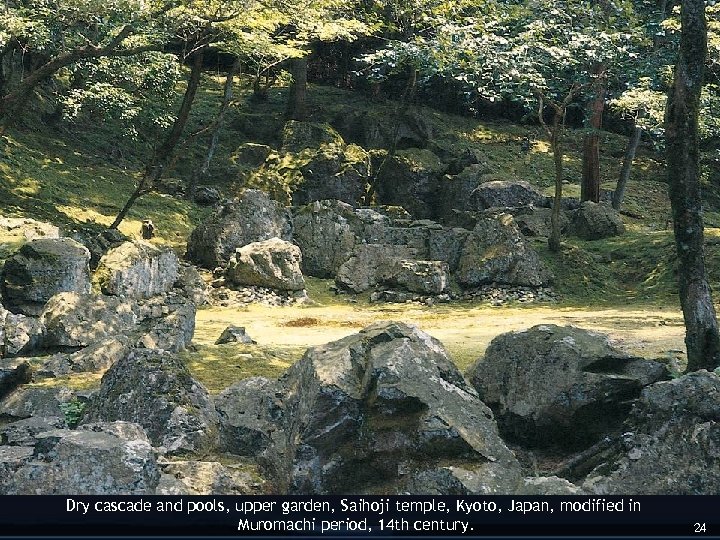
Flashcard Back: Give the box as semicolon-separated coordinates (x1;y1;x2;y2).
182;278;686;394
1;78;715;395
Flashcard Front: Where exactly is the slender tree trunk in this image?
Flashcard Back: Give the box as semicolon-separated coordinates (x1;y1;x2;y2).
612;124;642;210
286;56;308;121
110;49;205;229
666;0;719;372
187;58;240;200
581;63;607;203
549;112;564;253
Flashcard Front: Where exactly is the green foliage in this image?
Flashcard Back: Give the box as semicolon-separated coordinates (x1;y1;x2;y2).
59;398;86;428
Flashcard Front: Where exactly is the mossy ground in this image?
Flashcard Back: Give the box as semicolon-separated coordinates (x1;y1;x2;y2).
0;75;713;393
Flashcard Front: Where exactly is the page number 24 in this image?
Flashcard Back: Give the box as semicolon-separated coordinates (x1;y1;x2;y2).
694;523;707;534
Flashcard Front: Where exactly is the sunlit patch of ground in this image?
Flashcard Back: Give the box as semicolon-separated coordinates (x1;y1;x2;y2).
185;280;687;393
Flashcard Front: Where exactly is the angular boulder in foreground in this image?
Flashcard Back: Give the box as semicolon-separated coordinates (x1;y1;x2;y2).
584;370;720;494
81;349;218;456
466;324;668;449
264;321;522;494
0;421;159;495
225;238;305;291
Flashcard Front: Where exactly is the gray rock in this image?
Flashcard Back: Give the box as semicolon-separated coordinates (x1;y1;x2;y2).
174;264;209;306
584;370;720;494
1;421;160;494
270;322;522;494
292;200;360;277
0;386;77;421
81;348;218;456
384;259;449;294
520;476;585;495
1;308;44;357
456;214;551;287
334;244;415;293
466;325;669;448
571;201;625;240
375;149;446;218
2;238;91;315
215;326;256;345
156;459;266;495
0;358;32;400
96;241;179;299
470;180;546;210
0;446;35;489
514;206;570;238
41;292;137;348
0;416;66;446
193;186;222;206
428;227;469;272
225;238;305;292
36;338;129;378
215;377;283;457
73;228;128;270
186;189;292;269
134;293;195;352
402;463;525;495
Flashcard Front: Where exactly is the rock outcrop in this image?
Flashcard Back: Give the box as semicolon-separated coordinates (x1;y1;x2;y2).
2;238;91;315
466;325;668;448
81;348;218;456
186;189;292;269
584;370;720;494
95;241;179;299
225;238;305;291
456;214;551;287
470;180;547;210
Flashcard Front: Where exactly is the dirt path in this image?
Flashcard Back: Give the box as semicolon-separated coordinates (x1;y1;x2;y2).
194;301;686;372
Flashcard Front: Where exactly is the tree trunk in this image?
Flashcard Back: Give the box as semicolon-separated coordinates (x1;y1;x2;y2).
187;58;239;200
110;49;205;230
665;0;719;372
286;56;308;121
580;63;607;203
549;112;564;253
612;124;642;210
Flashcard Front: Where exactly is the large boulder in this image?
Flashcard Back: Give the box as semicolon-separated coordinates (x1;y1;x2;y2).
334;244;417;293
186;189;292;269
470;180;547;210
41;292;137;349
0;422;160;495
456;214;551;287
41;291;194;352
269;322;522;494
292;200;361;277
375;149;446;219
225;238;305;291
2;238;91;315
333;109;433;150
584;370;720;494
95;241;179;299
215;377;284;458
81;348;218;456
1;307;44;357
466;325;669;448
384;259;449;294
514;206;570;238
571;201;625;240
